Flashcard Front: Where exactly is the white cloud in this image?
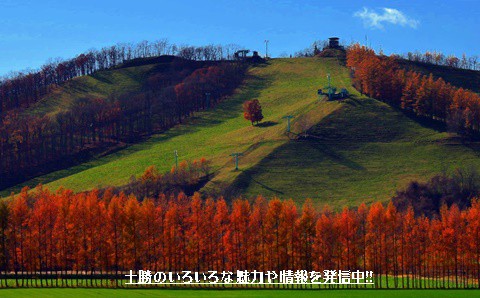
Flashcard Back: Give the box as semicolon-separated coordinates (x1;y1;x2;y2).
354;7;419;29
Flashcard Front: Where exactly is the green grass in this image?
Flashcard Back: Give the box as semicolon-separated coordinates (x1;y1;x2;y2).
1;289;479;298
24;63;157;117
2;274;476;289
236;97;480;208
1;58;350;197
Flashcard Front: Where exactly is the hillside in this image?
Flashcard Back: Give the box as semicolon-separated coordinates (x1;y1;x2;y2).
235;97;480;206
0;58;349;199
3;57;480;209
22;57;178;117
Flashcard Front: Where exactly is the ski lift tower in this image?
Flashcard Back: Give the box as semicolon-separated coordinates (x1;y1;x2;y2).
174;150;179;171
282;115;294;133
231;152;243;170
325;74;336;100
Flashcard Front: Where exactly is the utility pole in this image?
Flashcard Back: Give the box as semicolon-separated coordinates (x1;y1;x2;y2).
174;150;178;170
282;115;294;133
264;40;269;59
327;74;333;100
205;92;211;109
231;153;243;170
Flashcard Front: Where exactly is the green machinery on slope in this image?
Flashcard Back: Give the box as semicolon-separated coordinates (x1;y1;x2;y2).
317;74;349;101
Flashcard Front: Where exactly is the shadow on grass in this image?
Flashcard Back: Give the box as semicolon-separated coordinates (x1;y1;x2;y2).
394;106;447;133
230;96;450;199
256;121;278;128
309;97;454;146
91;72;114;85
249;176;285;195
304;140;365;171
230;93;479;201
229;136;365;200
350;91;448;135
397;59;480;93
225;169;285;201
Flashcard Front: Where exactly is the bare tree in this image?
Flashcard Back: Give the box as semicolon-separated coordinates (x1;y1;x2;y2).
296;113;312;138
153;39;169;56
469;56;478;70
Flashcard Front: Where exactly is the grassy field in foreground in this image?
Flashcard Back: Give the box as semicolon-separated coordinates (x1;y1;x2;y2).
1;58;349;200
236;97;480;207
1;289;480;298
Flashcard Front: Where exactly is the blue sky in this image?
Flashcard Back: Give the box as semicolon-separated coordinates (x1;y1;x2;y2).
0;0;478;76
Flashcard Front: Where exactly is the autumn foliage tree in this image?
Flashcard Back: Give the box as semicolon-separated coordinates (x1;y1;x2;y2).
243;99;264;125
119;158;211;199
347;44;480;136
1;184;480;288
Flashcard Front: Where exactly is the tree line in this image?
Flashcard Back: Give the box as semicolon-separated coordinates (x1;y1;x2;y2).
0;40;244;115
0;186;480;288
399;50;478;71
118;158;212;199
0;61;247;189
295;39;478;71
347;44;480;135
294;40;331;57
393;167;480;217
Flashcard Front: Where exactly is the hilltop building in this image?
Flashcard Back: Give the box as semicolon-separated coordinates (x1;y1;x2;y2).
329;37;340;48
326;37;344;50
234;50;265;63
317;37;346;59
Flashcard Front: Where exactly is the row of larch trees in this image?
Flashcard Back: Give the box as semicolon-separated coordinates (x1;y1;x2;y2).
1;186;480;288
347;44;480;135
